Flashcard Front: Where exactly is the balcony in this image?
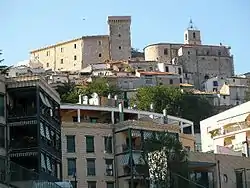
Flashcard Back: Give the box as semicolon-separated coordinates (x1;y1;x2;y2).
10;137;37;150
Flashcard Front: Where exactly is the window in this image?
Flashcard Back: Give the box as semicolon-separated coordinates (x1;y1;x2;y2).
88;181;96;188
223;96;226;99
66;135;75;153
218;51;221;56
236;171;243;188
86;136;95;153
87;159;96;176
0;94;4;117
178;68;182;74
180;78;183;83
106;182;114;188
99;53;102;57
119;46;121;50
67;158;76;176
98;41;102;45
185;34;187;40
104;136;113;153
169;79;173;84
188;51;190;55
164;48;168;55
118;34;121;37
46;63;49;67
213;81;218;86
46;51;50;56
60;59;63;64
213;88;218;92
60;48;63;52
74;55;77;60
165;66;169;72
74;44;77;49
105;159;113;176
0;126;5;148
193;32;196;39
206;51;209;55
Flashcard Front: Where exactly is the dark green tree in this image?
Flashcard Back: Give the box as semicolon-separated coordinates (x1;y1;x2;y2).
141;131;189;188
131;86;215;131
56;78;121;103
85;77;120;97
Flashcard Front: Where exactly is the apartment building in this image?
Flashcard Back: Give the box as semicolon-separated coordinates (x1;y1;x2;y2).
0;76;64;188
200;101;250;154
30;16;132;72
60;103;195;188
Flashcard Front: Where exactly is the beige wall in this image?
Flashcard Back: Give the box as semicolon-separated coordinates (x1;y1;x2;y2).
31;38;83;71
144;43;181;63
62;122;114;188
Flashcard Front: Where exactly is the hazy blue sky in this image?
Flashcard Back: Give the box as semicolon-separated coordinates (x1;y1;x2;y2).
1;0;250;74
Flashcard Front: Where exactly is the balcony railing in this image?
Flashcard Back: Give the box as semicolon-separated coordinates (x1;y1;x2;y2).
10;137;37;149
122;144;142;152
214;122;250;137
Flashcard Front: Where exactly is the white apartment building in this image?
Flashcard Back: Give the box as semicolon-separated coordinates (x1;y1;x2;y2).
200;101;250;154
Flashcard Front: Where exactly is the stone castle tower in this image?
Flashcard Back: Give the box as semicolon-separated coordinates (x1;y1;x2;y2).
108;16;131;61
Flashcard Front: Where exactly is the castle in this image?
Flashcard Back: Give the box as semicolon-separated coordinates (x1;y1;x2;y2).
30;16;234;89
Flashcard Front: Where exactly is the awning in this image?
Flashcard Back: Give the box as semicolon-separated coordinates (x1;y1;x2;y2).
46;156;52;171
45;126;51;140
40;123;45;137
41;153;46;169
39;92;50;108
44;95;52;108
217;113;250;126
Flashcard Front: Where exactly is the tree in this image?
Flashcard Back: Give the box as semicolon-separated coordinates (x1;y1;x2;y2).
0;50;4;63
131;86;215;131
141;131;189;188
131;48;144;58
85;77;120;97
56;78;121;103
0;50;12;74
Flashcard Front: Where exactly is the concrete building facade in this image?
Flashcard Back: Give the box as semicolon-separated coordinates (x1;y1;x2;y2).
30;16;131;72
60;103;195;188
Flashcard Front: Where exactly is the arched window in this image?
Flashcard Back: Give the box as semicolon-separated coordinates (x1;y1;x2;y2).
169;79;173;84
193;32;196;39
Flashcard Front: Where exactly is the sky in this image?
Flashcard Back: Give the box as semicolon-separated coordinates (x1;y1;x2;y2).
1;0;250;74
